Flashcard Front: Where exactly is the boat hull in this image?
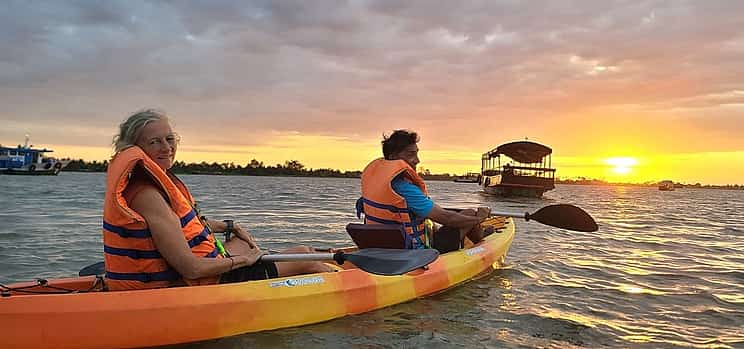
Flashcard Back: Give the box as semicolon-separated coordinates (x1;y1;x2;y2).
481;174;554;198
0;217;515;349
453;178;479;183
1;168;61;175
483;184;548;197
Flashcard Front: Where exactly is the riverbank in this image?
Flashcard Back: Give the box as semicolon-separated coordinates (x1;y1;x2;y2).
556;178;744;191
60;159;743;188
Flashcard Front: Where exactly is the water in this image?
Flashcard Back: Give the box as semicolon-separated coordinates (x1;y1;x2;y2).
1;173;743;348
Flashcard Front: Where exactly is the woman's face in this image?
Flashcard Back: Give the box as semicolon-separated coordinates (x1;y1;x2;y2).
136;119;178;170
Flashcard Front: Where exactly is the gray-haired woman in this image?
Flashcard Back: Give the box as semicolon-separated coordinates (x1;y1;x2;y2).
102;109;332;291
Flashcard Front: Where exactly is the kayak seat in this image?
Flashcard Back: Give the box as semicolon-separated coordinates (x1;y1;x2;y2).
345;223;407;249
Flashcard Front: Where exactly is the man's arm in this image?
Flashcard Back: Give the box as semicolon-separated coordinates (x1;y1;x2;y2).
427;204;489;228
391;177;489;228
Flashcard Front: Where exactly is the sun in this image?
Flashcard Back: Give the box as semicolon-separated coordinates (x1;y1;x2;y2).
605;157;638;175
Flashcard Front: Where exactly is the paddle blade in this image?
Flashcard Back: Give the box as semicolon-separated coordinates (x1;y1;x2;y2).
343;248;439;276
79;262;105;276
528;204;599;232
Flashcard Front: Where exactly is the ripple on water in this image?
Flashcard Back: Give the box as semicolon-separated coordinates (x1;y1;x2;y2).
720;225;743;236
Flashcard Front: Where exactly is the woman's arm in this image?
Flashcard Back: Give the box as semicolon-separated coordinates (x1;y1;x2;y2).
130;187;262;279
205;218;257;248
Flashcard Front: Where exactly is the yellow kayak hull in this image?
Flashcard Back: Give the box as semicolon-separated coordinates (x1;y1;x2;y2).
0;216;514;349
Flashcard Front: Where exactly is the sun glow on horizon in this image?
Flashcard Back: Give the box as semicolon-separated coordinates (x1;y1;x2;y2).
34;140;744;186
605;157;638;175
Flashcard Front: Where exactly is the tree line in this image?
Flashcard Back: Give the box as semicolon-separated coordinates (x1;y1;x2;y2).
61;160;742;188
62;158;462;180
63;159;364;178
556;177;744;190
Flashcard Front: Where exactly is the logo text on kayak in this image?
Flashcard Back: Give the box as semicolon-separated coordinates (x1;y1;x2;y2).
465;247;485;256
270;276;326;288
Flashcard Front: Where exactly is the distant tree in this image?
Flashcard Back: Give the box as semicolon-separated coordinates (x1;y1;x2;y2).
247;159;264;169
284;160;305;172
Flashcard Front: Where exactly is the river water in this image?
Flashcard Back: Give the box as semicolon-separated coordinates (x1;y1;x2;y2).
1;173;742;348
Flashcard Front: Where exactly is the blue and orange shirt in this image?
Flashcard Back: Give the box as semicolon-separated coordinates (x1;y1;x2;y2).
358;158;429;249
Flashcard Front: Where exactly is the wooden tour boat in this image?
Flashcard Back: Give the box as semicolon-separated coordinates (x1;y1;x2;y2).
480;141;556;198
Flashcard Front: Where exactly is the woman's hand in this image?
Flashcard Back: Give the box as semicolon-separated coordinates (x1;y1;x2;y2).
226;237;265;268
231;246;265;269
229;222;258;249
211;219;258;248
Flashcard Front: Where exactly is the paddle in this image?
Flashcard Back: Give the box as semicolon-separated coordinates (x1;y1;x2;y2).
78;262;106;277
265;248;439;276
448;204;598;232
78;248;439;277
498;204;598;232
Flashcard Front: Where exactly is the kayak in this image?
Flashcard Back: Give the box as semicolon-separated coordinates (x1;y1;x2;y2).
0;216;514;349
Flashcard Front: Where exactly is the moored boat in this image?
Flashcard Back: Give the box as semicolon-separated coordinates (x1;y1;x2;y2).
658;180;675;191
0;216;514;349
453;172;481;183
0;137;68;175
480;141;556;197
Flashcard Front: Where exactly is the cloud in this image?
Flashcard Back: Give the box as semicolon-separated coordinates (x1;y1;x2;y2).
1;1;743;155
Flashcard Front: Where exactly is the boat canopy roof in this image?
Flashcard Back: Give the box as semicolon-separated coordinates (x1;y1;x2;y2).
483;141;552;163
0;146;53;153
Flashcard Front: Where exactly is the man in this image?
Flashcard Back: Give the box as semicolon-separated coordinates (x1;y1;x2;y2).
358;129;491;253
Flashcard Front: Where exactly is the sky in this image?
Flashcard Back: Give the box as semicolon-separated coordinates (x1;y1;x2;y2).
1;1;743;185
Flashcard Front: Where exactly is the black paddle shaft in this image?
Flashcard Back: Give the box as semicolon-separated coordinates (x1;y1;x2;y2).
450;204;599;232
80;248;440;277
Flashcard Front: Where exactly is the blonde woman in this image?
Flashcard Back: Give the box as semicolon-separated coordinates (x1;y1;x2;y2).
102;109;331;291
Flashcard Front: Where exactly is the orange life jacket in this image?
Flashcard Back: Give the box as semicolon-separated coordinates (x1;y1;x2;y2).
359;158;429;248
102;146;220;290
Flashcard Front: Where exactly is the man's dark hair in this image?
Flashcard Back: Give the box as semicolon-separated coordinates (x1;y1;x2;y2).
382;130;419;160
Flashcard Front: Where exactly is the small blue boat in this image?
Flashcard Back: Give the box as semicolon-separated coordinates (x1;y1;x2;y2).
0;137;68;175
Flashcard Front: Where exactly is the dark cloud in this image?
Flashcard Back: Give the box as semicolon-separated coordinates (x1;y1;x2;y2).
1;1;743;153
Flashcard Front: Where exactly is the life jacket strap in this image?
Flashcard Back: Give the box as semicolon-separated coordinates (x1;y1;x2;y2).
359;197;408;213
103;221;151;238
105;269;181;283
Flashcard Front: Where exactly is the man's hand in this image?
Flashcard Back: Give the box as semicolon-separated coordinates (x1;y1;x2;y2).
429;205;488;229
476;206;491;221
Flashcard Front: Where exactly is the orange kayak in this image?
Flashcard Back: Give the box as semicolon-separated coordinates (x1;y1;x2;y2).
0;216;514;349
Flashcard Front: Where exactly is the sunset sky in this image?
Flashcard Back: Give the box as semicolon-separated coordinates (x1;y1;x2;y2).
1;1;743;185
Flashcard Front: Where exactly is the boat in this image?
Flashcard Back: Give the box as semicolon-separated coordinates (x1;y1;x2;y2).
0;137;68;175
0;216;515;349
453;172;481;183
480;141;556;197
658;180;675;191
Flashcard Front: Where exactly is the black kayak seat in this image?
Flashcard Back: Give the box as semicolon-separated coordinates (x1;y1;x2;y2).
346;223;407;249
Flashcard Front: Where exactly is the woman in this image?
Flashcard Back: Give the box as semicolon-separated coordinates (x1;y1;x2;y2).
103;109;331;291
